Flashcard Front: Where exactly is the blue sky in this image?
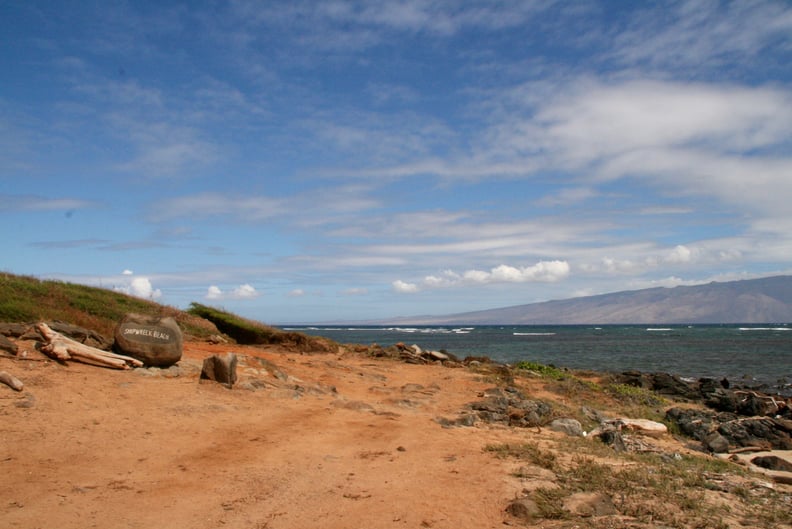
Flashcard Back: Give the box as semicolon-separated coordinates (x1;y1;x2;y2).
2;1;792;324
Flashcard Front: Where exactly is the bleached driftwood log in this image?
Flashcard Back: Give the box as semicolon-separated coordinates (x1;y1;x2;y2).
37;322;143;370
0;371;24;391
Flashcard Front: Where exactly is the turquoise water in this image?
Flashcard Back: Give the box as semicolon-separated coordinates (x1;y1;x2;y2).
284;324;792;395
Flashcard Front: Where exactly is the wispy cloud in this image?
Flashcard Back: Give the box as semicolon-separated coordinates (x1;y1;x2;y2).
0;194;97;212
149;193;285;222
610;0;792;71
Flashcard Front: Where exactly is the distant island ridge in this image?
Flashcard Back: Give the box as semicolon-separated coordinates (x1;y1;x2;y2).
358;275;792;326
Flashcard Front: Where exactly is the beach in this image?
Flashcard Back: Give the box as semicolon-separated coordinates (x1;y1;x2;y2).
2;338;791;529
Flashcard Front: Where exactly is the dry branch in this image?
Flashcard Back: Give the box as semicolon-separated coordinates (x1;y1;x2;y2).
36;322;143;370
0;371;24;391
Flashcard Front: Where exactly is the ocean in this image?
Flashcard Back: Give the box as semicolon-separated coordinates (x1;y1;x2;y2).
284;324;792;396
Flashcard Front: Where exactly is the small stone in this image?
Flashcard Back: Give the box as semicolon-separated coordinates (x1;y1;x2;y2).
426;350;449;361
14;394;36;409
549;418;584;437
597;428;627;452
506;497;540;521
563;492;617;517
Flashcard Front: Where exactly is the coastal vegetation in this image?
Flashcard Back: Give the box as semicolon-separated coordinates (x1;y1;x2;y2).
2;271;790;527
0;272;214;337
486;440;790;527
0;272;329;350
186;302;335;351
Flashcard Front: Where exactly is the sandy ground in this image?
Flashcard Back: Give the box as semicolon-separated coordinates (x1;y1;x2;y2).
3;339;791;529
2;341;535;529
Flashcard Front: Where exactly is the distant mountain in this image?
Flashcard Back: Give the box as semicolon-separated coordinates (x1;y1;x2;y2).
381;276;792;325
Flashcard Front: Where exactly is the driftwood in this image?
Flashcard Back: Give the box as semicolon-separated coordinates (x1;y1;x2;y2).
36;323;143;370
729;446;766;454
0;371;24;391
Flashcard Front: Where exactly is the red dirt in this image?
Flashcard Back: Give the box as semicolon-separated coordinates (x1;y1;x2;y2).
2;341;529;529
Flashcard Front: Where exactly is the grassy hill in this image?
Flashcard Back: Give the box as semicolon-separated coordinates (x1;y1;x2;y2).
0;272;333;351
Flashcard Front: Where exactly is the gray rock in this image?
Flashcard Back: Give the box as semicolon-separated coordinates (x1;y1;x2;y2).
718;417;792;450
425;350;449;361
549;418;584;437
596;428;626;452
462;386;553;428
0;323;31;338
48;321;113;350
113;313;183;367
665;407;715;441
704;432;730;453
0;334;18;356
751;455;792;472
737;393;776;417
200;353;238;388
506;497;540;522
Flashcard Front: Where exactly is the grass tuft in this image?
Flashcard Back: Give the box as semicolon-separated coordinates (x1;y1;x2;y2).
513;360;567;380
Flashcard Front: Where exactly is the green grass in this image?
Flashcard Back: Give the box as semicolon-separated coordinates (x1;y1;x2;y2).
0;272;338;350
513;360;568;380
511;360;670;424
187;302;336;351
0;272;225;340
484;442;558;471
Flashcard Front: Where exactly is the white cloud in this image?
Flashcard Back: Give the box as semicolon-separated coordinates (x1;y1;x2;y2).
462;269;490;283
531;80;792;165
206;285;223;299
392;280;419;293
122;269;133;275
232;284;258;298
665;245;693;264
205;284;259;300
288;289;305;297
115;276;162;299
396;260;571;292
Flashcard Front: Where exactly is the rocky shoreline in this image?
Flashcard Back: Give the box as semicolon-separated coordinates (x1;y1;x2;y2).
2;321;792;528
4;322;791;457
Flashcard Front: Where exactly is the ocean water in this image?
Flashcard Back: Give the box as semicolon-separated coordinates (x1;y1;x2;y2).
284;324;792;395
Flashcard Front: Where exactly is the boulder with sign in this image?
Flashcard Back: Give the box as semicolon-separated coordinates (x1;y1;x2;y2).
113;313;183;367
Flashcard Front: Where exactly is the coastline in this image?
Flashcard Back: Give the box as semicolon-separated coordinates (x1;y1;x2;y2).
2;331;791;528
290;324;792;397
